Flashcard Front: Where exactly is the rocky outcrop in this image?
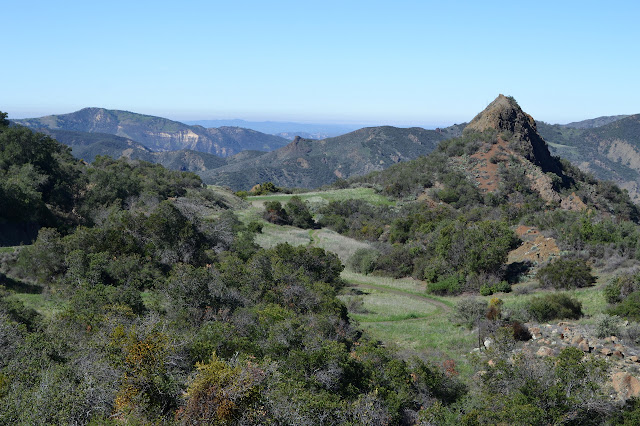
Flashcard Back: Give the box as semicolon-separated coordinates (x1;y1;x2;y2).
519;320;640;400
465;95;564;176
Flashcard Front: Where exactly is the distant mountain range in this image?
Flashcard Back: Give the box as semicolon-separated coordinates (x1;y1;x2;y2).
12;107;640;197
538;115;640;201
14;108;289;157
560;115;630;129
183;119;361;140
202;126;447;189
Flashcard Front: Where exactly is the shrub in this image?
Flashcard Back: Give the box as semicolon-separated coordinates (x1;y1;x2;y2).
486;298;503;321
479;281;512;296
234;190;249;199
284;196;315;229
512;321;532;341
536;258;596;289
493;281;512;293
428;274;464;295
252;181;280;195
479;284;493;296
604;273;639;304
528;293;583;322
621;322;640;344
375;245;414;278
348;248;378;275
608;291;640;321
604;280;622;304
594;314;621;338
263;201;290;225
453;298;487;328
246;221;263;234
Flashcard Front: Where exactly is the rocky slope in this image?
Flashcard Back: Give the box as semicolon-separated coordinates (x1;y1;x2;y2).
464;94;564;176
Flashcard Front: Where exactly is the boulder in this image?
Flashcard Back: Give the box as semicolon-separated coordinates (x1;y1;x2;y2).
578;340;591;352
536;346;553;357
612;372;640;400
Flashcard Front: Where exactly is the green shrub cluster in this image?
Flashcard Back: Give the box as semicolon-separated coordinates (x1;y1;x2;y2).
263;197;316;229
604;273;640;304
603;272;640;321
594;314;621;338
479;281;512;296
528;293;583;322
536;258;596;289
608;292;640;321
347;248;378;274
428;274;465;295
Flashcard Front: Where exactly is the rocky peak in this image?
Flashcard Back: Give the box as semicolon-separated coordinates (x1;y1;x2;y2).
465;94;536;134
466;95;563;176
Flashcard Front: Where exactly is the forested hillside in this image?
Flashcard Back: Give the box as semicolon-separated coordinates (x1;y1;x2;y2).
324;95;639;292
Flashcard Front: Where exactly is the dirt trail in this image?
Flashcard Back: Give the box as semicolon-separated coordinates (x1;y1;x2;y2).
345;280;451;312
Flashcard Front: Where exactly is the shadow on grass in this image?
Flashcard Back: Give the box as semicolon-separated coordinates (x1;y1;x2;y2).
0;272;42;294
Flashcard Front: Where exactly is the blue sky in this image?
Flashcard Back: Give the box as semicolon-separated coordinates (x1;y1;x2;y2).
2;0;638;126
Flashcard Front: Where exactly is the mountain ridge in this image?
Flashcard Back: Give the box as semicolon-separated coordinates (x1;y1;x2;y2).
203;125;448;190
14;108;290;157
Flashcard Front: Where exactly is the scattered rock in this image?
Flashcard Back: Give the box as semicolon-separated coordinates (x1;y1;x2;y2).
601;348;613;356
571;335;584;345
614;351;625;359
